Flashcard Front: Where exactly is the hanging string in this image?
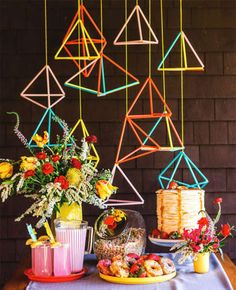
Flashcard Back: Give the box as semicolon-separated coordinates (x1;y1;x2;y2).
44;0;48;65
136;0;139;5
100;0;103;44
160;0;166;101
125;0;128;113
78;0;82;119
148;0;151;77
180;0;184;146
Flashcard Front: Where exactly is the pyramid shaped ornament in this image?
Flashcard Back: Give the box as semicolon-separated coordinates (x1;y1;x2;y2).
66;118;100;169
54;4;106;77
158;151;209;189
115;78;184;165
55;19;100;62
114;5;158;45
20;65;65;109
103;164;144;206
64;53;139;96
28;108;74;148
158;31;204;71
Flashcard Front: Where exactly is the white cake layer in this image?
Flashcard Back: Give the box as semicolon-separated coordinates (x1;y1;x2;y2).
156;189;205;234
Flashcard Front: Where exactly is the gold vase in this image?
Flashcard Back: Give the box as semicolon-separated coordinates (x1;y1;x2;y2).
56;202;83;220
193;252;210;273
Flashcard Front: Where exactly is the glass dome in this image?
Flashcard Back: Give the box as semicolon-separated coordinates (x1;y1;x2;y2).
94;209;146;260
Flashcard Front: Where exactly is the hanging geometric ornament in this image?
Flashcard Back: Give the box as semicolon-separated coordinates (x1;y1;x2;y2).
114;5;158;45
158;151;209;189
20;65;65;109
66;118;100;169
158;31;204;71
115;77;184;165
103;164;144;206
28;108;74;148
64;53;139;96
54;4;106;77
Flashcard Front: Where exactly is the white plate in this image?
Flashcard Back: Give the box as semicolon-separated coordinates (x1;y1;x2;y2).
148;235;184;247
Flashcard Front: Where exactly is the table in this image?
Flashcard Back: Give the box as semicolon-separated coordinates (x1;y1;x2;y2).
4;255;236;290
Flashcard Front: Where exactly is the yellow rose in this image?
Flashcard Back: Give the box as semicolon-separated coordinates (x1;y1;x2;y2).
32;131;49;148
113;209;126;222
95;180;118;200
0;162;13;179
66;168;82;187
20;156;38;172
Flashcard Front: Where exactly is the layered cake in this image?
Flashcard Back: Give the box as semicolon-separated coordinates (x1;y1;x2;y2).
156;187;205;234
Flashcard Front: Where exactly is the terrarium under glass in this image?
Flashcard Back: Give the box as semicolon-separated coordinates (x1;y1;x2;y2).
94;209;146;260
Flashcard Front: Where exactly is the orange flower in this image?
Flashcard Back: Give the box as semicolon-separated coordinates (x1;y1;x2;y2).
32;131;49;148
95;180;118;200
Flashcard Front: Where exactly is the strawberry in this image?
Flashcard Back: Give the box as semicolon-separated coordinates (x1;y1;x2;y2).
127;253;140;260
130;263;140;274
151;229;161;238
147;254;161;261
168;181;178;189
160;231;169;239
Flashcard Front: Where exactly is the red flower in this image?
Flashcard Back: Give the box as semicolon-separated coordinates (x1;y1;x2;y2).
168;181;178;189
24;170;35;179
130;263;140;274
198;217;208;228
71;158;81;169
36;151;47;160
104;216;115;226
42;162;54;175
214;197;222;204
104;216;117;230
221;224;231;238
52;155;60;162
54;175;69;190
85;135;97;143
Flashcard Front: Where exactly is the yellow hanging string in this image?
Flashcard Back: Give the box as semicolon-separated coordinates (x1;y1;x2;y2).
100;0;103;41
136;0;139;5
180;0;184;146
44;0;48;65
78;0;82;119
125;0;128;113
160;0;166;102
148;0;151;77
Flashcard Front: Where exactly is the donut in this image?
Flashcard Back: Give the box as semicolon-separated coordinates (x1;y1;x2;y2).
143;260;163;277
159;257;175;274
110;260;129;278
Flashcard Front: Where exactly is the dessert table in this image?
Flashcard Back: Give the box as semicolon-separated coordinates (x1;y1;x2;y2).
3;254;235;290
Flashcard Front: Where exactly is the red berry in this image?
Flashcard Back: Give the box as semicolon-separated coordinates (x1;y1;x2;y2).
160;232;169;239
151;229;161;238
130;263;140;274
147;254;161;261
168;181;178;189
127;253;140;260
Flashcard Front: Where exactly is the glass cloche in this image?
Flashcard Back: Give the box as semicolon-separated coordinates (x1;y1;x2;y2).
94;209;146;260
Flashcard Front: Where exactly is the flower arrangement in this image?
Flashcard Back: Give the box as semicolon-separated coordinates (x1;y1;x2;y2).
171;197;234;264
0;113;118;227
96;209;127;238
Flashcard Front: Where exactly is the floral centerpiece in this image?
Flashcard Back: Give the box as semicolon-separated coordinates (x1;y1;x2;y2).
171;197;234;272
0;113;117;227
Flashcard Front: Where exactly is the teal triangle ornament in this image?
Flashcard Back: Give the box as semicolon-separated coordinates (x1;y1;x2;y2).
158;151;208;189
28;108;74;148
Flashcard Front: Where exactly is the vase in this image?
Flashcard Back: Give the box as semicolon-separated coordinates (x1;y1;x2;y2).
56;202;83;221
193;252;210;273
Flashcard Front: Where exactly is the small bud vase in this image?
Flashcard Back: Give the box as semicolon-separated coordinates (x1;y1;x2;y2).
193;252;210;273
57;202;83;221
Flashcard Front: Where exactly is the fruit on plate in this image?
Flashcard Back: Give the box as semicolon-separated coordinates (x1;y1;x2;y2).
151;229;183;240
97;253;176;278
